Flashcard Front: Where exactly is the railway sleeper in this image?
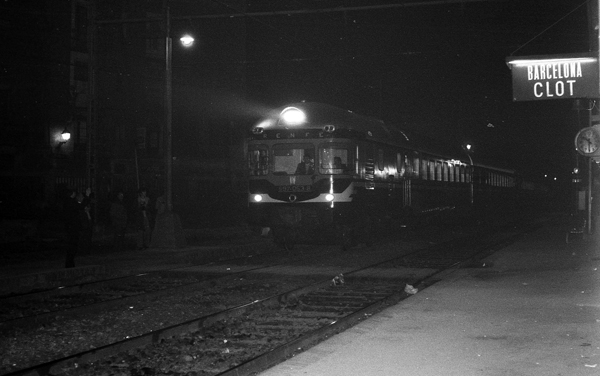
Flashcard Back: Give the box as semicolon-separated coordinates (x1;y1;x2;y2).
299;297;373;306
308;289;397;298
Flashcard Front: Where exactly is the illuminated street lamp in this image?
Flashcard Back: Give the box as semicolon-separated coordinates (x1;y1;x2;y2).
180;34;194;47
151;5;193;248
60;128;71;142
56;127;71;151
462;143;474;205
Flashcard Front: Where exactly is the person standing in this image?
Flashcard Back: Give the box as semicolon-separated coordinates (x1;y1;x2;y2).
78;191;93;254
109;191;128;251
136;188;151;249
63;189;80;268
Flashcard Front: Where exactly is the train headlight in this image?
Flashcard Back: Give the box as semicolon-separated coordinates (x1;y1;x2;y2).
253;194;263;202
325;194;335;202
280;107;306;125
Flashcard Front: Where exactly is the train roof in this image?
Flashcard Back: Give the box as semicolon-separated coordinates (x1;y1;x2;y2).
250;102;514;172
253;102;412;144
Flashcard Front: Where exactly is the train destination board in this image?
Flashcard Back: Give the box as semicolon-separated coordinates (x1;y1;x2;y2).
506;53;599;101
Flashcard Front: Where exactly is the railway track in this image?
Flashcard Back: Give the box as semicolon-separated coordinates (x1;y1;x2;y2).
1;221;534;376
0;242;347;333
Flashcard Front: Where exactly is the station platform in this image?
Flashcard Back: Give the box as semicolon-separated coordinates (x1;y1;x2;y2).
0;226;274;296
260;219;600;376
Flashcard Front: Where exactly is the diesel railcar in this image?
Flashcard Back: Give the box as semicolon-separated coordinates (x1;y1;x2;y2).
245;102;519;248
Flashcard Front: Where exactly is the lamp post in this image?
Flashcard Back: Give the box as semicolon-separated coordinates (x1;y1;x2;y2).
150;5;193;248
165;5;173;213
462;143;474;205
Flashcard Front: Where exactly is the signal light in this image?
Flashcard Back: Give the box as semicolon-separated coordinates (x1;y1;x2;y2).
325;194;334;202
253;194;263;202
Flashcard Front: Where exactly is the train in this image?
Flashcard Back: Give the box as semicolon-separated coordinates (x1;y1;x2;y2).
245;102;537;249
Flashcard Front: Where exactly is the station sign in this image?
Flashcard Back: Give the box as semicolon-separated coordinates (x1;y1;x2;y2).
506;53;599;101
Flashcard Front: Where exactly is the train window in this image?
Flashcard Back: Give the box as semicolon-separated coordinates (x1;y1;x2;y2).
319;146;350;175
411;152;419;178
448;163;454;182
421;158;428;180
396;153;405;177
405;154;413;177
272;144;314;175
396;152;415;178
440;162;449;181
428;160;434;180
247;146;269;176
377;149;384;171
435;161;442;181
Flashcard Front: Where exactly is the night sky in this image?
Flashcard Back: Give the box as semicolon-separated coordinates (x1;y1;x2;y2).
169;0;594;182
1;0;595;184
231;0;592;180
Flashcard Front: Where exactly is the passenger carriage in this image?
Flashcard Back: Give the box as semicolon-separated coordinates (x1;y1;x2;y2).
245;102;518;249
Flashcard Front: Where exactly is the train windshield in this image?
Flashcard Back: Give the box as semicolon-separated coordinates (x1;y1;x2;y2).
273;144;314;175
247;145;269;176
319;146;350;175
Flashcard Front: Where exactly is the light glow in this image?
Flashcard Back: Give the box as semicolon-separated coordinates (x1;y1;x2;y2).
507;57;596;66
448;159;465;166
180;35;195;47
256;119;274;128
280;107;306;125
253;194;263;202
325;194;335;202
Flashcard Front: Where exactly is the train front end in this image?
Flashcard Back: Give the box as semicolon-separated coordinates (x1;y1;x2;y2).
246;104;357;248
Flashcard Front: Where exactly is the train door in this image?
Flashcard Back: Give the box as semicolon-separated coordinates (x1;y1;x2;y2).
364;146;375;190
351;143;375;244
395;150;418;208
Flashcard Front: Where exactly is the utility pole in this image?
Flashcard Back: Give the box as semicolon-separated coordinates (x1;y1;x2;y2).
87;0;98;225
592;0;600;236
150;1;186;248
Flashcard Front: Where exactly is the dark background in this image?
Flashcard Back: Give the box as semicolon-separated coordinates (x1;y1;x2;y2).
0;0;595;225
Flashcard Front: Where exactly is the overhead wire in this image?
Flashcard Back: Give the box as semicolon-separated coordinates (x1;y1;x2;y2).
509;0;590;56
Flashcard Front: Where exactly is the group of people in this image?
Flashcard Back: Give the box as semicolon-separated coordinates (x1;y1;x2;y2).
63;187;156;268
295;155;346;175
109;188;153;252
63;188;95;268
